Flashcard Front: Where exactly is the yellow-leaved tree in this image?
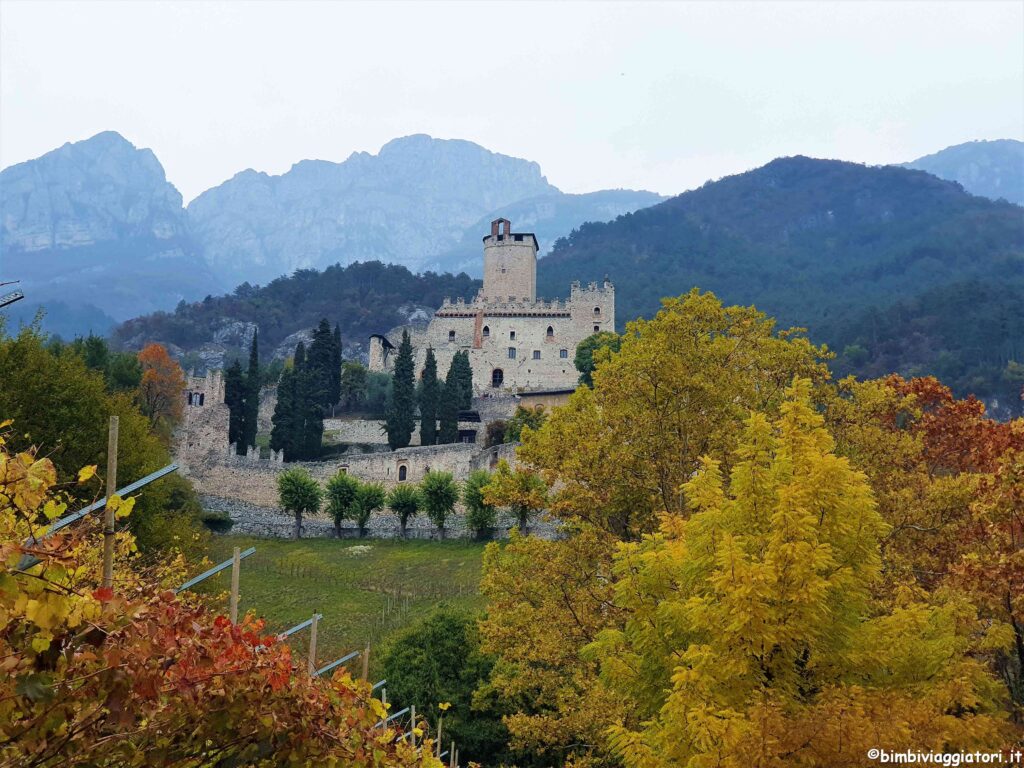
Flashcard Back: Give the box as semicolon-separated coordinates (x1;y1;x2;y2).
587;379;1008;767
480;290;831;763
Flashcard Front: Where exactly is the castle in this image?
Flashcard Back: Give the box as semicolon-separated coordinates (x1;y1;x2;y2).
368;218;614;393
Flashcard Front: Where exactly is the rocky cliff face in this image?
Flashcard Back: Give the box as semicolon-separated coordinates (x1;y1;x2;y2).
900;139;1024;205
1;131;220;328
186;134;562;287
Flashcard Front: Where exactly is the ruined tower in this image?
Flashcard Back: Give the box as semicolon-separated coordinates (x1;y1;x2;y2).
482;218;538;302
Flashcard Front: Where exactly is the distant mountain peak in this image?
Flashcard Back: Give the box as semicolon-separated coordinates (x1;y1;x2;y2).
899;138;1024;205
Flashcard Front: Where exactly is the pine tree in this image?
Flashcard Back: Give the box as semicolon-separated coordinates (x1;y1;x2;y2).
419;347;439;446
438;356;461;444
224;359;246;453
242;328;260;451
330;324;343;411
385;330;416;450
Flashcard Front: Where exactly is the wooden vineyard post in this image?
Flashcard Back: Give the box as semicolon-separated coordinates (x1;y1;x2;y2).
410;704;416;747
101;415;119;590
229;546;240;623
361;643;370;681
307;613;319;676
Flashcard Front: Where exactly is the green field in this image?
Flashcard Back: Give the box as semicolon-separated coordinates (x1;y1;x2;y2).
197;535;489;676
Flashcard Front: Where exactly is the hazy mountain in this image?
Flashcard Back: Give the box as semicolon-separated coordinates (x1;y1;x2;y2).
430;188;665;275
900;139;1024;205
537;157;1024;413
0;131;220;334
187;134;561;286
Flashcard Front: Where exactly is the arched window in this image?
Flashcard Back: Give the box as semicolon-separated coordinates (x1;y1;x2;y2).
398;465;408;481
491;368;504;388
594;306;601;317
482;325;490;338
594;325;600;333
546;325;554;339
448;330;456;342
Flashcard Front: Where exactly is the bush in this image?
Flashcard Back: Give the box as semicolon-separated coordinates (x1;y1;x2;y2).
379;607;509;765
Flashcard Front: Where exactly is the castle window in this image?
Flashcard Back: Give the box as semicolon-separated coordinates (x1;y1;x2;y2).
398;465;407;482
594;306;601;316
546;325;554;338
560;349;568;359
491;368;504;387
594;325;600;332
532;350;541;360
510;330;516;340
448;330;456;342
482;325;490;338
508;347;516;359
501;267;506;273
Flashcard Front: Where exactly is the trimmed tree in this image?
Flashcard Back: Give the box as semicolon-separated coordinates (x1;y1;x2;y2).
325;471;361;538
353;482;387;538
463;469;497;540
385;330;416;449
483;459;548;532
278;467;322;539
387;483;421;539
420;470;459;539
419;347;439;446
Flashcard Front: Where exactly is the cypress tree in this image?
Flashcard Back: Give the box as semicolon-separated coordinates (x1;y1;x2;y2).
307;319;334;408
242;328;260;451
224;360;246;453
330;324;343;411
419;347;439;446
385;330;416;449
270;366;297;460
453;350;474;410
438;356;461;444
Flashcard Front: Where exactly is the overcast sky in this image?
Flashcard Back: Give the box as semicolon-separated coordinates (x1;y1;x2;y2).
1;0;1022;203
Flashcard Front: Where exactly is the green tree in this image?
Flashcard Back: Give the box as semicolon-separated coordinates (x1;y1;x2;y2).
451;350;474;410
306;319;334;408
325;471;361;538
387;483;421;538
419;347;439;446
277;467;322;539
0;323;204;555
106;351;143;392
353;481;386;538
379;608;509;765
462;469;496;539
340;361;369;411
420;470;459;539
574;331;621;387
242;328;260;451
330;323;343;410
224;359;246;452
438;356;461;445
504;405;547;444
269;365;298;460
385;330;416;449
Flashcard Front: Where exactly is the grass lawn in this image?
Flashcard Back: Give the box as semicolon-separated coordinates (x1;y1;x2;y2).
197;535;488;677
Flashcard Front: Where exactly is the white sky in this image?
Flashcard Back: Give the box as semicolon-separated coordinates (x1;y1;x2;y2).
1;0;1022;203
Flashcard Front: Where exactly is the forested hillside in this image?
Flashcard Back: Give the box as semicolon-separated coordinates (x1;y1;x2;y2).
537;156;1024;412
112;261;480;364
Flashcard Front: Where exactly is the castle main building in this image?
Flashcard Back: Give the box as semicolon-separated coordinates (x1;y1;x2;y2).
369;218;614;394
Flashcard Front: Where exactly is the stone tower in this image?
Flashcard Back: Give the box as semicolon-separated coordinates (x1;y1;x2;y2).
482;218;538;302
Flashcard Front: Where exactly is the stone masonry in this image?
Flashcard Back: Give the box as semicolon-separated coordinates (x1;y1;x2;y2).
369;218;614;394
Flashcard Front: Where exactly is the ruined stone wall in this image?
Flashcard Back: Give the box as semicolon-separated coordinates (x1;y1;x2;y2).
257;385;277;435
